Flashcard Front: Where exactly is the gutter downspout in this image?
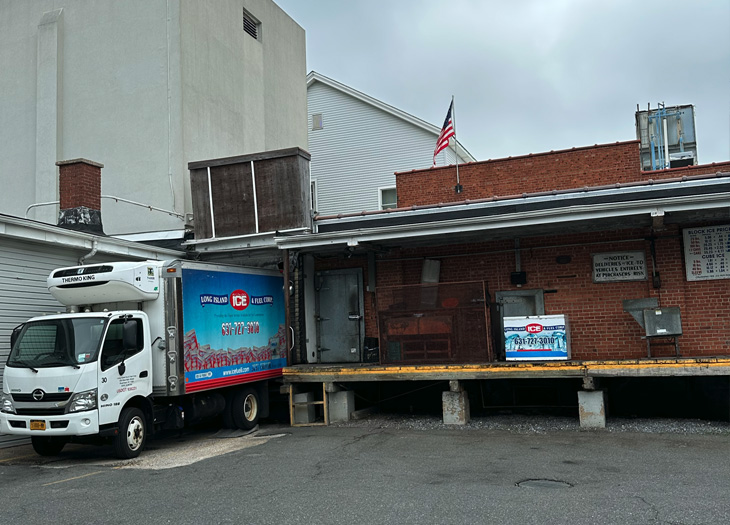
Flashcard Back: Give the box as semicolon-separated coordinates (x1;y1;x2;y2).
78;239;98;265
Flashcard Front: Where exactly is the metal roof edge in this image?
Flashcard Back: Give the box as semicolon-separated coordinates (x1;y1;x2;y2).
278;190;730;251
316;170;730;222
188;147;311;170
0;213;184;260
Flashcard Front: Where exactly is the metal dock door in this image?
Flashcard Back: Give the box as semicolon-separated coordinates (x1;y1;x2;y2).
494;290;545;356
315;268;364;363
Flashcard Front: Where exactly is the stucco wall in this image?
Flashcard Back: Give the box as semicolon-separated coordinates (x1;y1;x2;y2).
0;0;306;235
179;0;307;225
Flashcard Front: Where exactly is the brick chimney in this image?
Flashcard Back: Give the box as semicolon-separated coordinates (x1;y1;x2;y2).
56;158;104;234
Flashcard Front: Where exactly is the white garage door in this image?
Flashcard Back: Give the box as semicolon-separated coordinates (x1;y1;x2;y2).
0;238;82;446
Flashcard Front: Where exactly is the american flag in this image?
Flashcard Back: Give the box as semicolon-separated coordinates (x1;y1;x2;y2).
433;101;455;165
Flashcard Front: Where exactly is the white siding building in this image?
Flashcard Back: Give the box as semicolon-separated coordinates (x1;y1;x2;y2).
0;0;307;235
307;72;475;216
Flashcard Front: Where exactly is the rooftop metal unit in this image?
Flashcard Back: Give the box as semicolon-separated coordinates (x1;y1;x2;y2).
635;103;697;171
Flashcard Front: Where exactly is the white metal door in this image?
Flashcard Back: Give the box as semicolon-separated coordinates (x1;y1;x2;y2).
494;290;545;357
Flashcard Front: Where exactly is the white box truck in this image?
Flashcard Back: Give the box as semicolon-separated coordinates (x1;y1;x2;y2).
0;260;288;458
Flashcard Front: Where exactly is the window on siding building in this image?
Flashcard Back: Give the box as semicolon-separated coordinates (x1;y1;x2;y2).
243;8;261;40
311;180;318;213
379;187;397;210
312;113;323;130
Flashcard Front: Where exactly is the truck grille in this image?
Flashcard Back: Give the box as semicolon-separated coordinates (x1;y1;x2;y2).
16;407;66;416
12;392;72;402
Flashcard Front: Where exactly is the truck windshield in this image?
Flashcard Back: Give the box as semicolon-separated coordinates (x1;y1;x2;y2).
7;318;107;368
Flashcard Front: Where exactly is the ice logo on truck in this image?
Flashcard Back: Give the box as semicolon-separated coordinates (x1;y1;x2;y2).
199;290;270;310
230;290;250;310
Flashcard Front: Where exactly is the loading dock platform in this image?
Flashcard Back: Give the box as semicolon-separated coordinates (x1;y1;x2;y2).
283;357;730;382
282;357;730;428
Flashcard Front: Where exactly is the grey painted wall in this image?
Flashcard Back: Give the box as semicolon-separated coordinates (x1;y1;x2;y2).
0;0;307;235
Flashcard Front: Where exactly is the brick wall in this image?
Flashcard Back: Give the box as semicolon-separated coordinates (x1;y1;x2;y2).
396;140;730;208
57;159;103;210
643;161;730;181
315;225;730;361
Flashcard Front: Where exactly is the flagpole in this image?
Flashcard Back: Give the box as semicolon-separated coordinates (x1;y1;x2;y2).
452;95;462;193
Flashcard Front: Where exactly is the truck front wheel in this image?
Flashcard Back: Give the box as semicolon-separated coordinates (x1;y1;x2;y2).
114;407;146;459
31;436;66;456
231;387;260;430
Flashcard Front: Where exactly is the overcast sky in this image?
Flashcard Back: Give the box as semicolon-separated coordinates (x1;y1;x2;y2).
276;0;729;165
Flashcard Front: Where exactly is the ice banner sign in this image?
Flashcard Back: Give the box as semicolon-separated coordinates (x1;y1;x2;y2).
504;315;570;361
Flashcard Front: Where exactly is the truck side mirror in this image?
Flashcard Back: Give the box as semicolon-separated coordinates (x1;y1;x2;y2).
10;324;24;349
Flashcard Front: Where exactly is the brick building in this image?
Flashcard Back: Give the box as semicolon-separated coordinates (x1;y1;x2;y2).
276;140;730;425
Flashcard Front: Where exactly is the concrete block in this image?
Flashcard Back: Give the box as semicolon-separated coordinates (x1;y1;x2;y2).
442;390;470;425
328;390;355;423
293;392;316;424
582;376;599;390
324;382;341;393
578;390;606;429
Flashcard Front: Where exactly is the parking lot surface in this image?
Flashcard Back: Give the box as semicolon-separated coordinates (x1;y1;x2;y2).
1;417;728;524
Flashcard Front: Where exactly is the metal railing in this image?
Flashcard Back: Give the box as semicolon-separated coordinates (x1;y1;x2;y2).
377;281;492;365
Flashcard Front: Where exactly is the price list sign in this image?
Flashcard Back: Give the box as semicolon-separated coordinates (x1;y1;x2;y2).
683;225;730;281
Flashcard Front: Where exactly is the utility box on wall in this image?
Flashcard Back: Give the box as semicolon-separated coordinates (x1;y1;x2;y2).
642;307;682;337
189;148;312;240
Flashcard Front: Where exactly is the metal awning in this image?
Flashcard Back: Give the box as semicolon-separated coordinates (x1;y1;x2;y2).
276;174;730;253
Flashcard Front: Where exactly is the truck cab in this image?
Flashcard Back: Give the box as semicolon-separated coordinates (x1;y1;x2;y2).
1;310;153;457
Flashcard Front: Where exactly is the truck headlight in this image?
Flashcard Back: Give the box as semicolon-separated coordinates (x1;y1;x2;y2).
1;393;16;414
66;389;97;413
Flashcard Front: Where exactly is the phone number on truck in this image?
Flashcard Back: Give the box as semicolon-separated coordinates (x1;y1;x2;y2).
221;321;260;336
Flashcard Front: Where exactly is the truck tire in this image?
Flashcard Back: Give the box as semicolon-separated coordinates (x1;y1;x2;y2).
114;407;146;459
31;436;66;456
231;387;260;430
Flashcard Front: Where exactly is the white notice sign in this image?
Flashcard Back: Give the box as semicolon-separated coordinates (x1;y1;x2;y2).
683;225;730;281
592;251;647;283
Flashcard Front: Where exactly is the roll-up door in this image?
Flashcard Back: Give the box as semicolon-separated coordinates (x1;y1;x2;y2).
0;238;81;446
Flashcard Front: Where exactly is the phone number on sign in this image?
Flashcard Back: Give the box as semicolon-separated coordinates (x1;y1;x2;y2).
221;321;260;336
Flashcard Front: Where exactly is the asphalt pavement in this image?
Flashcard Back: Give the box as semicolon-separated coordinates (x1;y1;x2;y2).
0;417;728;524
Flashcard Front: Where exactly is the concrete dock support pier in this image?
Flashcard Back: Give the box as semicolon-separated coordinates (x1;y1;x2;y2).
578;380;607;428
443;380;470;425
326;382;355;423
